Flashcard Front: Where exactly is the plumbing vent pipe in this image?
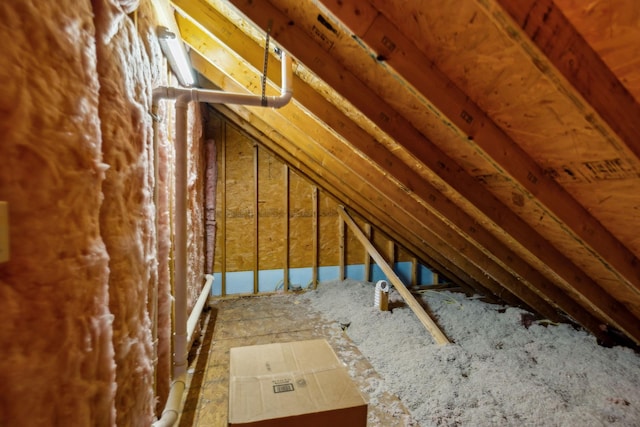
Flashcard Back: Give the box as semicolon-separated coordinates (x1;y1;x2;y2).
374;280;390;311
152;52;292;427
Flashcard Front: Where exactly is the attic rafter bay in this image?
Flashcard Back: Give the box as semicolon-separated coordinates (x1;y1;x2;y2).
176;2;590;326
223;0;640;343
188;48;517;307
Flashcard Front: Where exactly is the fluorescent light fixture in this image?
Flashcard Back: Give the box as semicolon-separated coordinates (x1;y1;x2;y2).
157;26;195;87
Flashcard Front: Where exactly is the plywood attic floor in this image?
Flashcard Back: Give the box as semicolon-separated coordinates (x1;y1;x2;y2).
178;292;417;427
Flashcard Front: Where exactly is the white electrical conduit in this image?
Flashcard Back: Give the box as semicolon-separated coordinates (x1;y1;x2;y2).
151;51;292;427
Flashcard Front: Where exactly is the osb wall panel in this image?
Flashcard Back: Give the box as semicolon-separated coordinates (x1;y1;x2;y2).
212;117;352;276
0;1;115;425
257;147;286;270
211;115;423;283
288;170;314;269
397;245;412;263
345;217;367;267
213;139;224;274
224;125;255;272
318;192;340;267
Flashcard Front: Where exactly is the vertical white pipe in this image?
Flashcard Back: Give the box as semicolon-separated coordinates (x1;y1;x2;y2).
173;97;189;379
152;51;293;426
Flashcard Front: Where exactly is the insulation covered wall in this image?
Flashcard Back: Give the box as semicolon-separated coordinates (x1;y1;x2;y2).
185;103;205;311
95;0;206;422
93;0;156;424
152;46;174;423
0;1;116;425
0;0;205;425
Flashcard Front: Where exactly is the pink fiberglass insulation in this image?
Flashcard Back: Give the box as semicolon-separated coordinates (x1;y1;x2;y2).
132;0;172;413
93;0;156;424
153;100;173;416
205;138;218;273
187;103;206;313
0;1;116;426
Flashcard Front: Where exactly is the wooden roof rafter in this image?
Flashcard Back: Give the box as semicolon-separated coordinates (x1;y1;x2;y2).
183;30;532;310
349;0;640;304
173;0;584;321
189;50;485;301
171;0;640;346
217;0;639;342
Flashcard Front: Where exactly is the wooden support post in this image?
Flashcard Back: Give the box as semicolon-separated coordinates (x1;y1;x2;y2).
411;257;418;287
312;186;319;289
284;164;290;292
220;122;227;297
364;223;371;282
339;213;345;281
253;143;259;294
338;206;450;345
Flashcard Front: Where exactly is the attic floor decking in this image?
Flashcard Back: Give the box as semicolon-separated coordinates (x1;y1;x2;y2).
178;293;416;426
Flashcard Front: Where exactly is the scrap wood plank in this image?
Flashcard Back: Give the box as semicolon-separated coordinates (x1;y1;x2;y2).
338;206;450;345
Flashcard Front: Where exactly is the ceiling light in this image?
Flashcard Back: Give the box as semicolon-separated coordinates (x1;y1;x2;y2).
157;26;195;87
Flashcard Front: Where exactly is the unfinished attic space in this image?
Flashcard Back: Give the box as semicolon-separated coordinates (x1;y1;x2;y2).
3;0;640;425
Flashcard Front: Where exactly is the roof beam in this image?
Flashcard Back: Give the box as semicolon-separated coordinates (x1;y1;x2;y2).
326;0;640;337
175;0;572;319
189;51;498;301
224;0;637;343
485;0;640;165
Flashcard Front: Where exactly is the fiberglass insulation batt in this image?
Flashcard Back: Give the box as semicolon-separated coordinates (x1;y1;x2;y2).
0;0;206;424
0;1;116;425
93;0;157;424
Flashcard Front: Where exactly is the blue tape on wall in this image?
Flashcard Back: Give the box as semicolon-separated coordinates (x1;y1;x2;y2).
258;269;285;292
211;262;435;296
318;265;339;283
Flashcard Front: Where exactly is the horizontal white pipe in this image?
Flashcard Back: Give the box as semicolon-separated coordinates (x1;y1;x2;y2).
152;52;293;108
187;274;214;345
151;374;186;427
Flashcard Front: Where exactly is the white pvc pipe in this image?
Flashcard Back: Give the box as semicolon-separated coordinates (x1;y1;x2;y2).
173;97;189;381
150;275;211;427
152;374;186;427
187;274;214;346
152;51;293;106
152;51;292;427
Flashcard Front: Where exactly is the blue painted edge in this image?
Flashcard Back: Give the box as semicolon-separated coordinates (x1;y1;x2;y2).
211;262;435;295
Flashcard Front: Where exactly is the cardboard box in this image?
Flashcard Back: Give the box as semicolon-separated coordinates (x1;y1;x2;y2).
228;339;368;427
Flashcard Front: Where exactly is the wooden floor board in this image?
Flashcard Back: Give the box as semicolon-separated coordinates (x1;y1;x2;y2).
178;293;418;426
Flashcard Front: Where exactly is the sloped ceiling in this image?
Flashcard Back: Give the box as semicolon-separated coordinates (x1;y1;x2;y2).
171;0;640;346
